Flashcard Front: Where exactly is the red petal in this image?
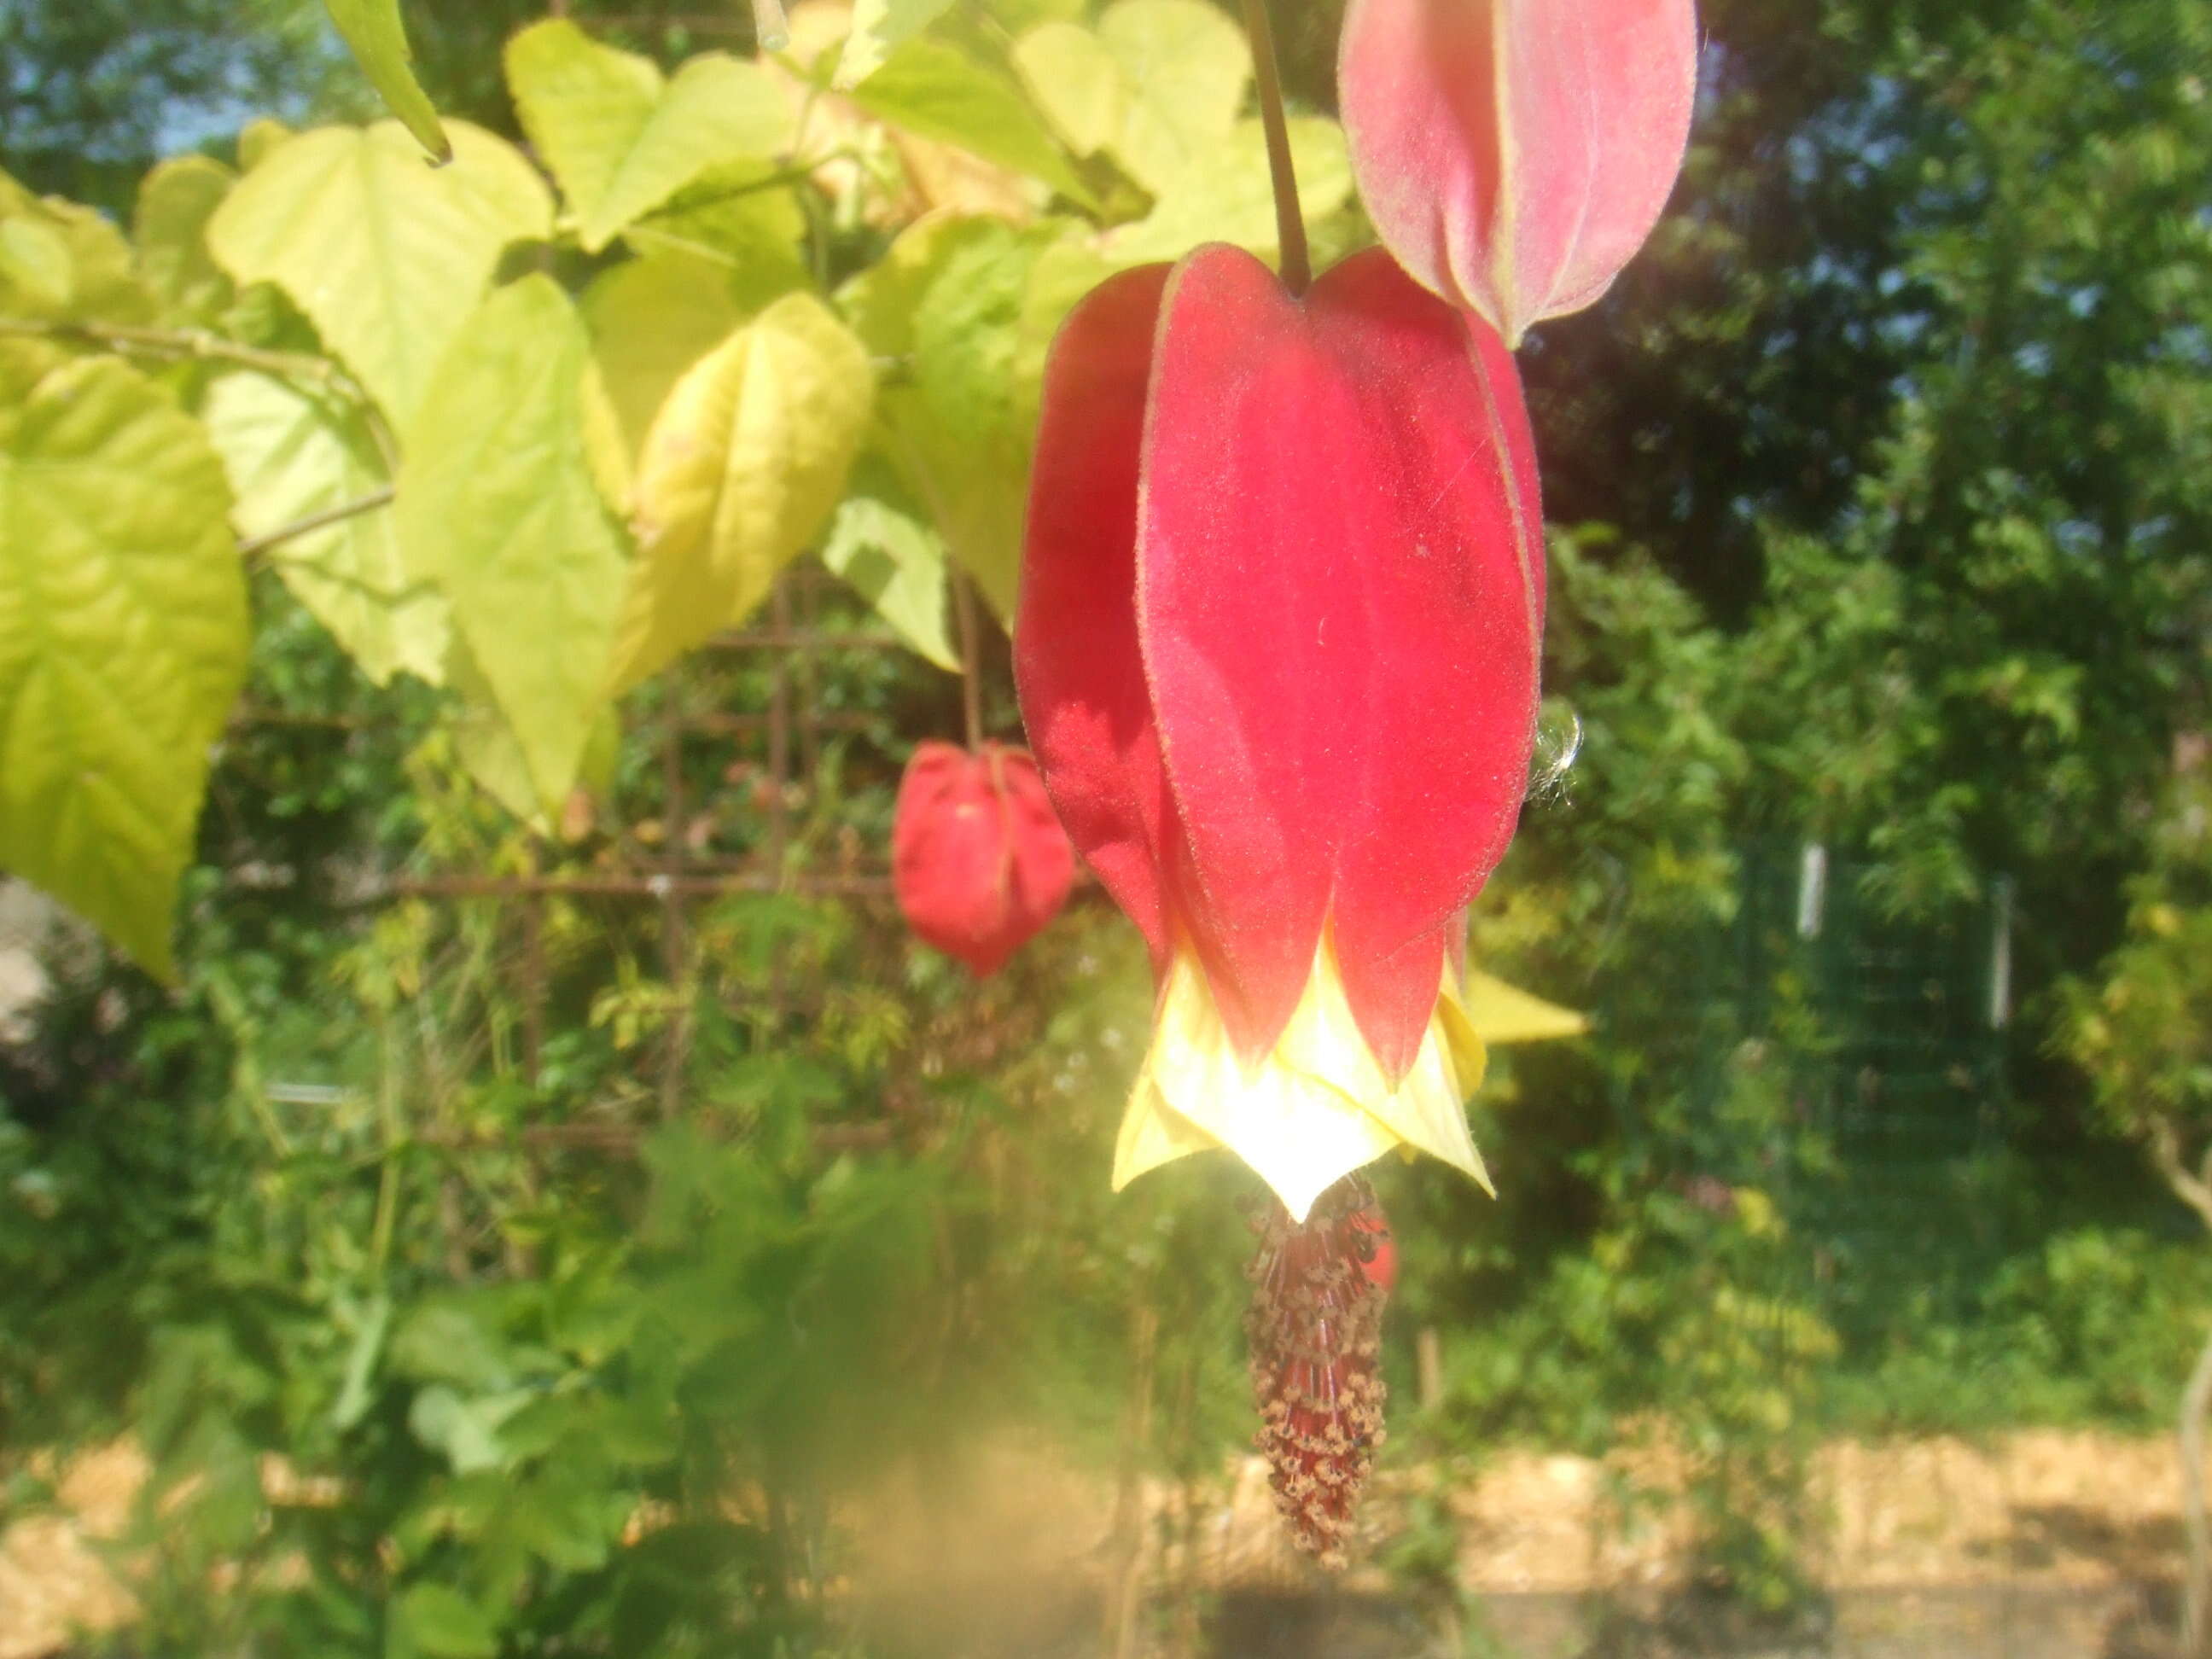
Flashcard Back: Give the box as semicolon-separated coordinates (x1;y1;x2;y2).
1340;0;1697;342
1138;247;1542;1073
893;741;1072;977
1015;264;1179;974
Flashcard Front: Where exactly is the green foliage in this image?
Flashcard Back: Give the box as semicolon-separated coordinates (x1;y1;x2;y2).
207;120;553;427
611;292;876;690
0;0;1365;971
0;584;1214;1650
206;369;447;687
504;20;785;253
836;0;958;91
844;39;1098;210
0;350;248;979
323;0;451;160
396;275;629;815
2064;766;2212;1148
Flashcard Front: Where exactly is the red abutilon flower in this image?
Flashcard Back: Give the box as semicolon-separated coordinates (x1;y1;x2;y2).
892;741;1074;977
1338;0;1698;346
1014;242;1545;1224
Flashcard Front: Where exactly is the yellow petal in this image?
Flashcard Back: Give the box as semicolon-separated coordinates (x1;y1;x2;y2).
1112;940;1493;1219
1362;1006;1493;1197
1435;971;1491;1092
1112;1076;1220;1188
1463;969;1589;1045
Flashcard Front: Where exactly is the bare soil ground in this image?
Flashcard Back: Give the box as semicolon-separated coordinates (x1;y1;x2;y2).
2;1430;2197;1657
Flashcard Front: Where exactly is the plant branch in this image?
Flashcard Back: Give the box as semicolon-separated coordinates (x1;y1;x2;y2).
236;486;397;560
0;317;349;386
1238;0;1309;294
2183;1323;2212;1655
2149;1120;2212;1233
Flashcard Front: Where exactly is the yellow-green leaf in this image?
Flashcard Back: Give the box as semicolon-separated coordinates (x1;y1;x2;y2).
202;370;445;687
1097;0;1249;195
0;357;249;980
207;122;552;425
610;291;874;690
622;162;810;306
1103;116;1351;266
848;40;1095;209
134;155;236;317
820;494;958;672
845;213;1058;619
582;252;755;461
835;0;956;90
0;218;71;311
446;639;620;827
396;1584;498;1659
322;0;451;161
506;20;789;253
1011;21;1124;158
1014;230;1116;428
398;276;629;816
237;119;293;171
0;196;154;323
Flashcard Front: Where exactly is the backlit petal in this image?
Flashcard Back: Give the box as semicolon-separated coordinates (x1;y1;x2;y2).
1016;264;1179;973
1138;247;1543;1073
1340;0;1697;344
1115;945;1491;1220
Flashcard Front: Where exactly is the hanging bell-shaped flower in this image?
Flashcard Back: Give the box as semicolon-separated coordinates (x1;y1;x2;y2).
893;741;1074;977
1338;0;1699;345
1016;244;1545;1221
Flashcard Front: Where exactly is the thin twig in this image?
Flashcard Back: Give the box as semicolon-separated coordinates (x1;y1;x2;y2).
952;568;987;750
367;871;896;900
0;316;349;385
1237;0;1310;294
2150;1118;2212;1232
236;486;397;560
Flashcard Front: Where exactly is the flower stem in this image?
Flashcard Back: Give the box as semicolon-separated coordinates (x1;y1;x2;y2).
1238;0;1310;294
952;568;986;751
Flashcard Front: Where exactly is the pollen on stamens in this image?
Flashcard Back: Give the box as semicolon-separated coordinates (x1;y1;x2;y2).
1243;1174;1393;1568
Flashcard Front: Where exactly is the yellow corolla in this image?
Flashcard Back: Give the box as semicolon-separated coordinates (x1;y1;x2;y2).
1114;940;1497;1222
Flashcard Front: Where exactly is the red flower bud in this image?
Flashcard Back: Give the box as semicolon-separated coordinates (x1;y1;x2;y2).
1339;0;1698;345
893;741;1074;977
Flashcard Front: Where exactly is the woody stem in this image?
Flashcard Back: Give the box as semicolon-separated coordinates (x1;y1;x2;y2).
1238;0;1310;294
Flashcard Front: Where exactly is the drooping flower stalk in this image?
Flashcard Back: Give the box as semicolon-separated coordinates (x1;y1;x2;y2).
1237;0;1310;294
